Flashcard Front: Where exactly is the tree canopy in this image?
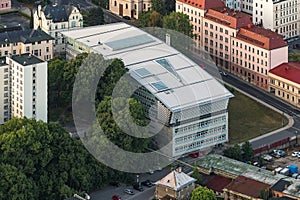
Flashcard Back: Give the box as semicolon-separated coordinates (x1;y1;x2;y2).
0;118;132;199
191;186;217;200
82;6;104;27
150;0;175;15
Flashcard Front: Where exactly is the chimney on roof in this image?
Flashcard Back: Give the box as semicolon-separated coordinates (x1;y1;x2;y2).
23;61;27;65
177;167;182;173
285;66;289;71
166;33;171;46
247;24;252;29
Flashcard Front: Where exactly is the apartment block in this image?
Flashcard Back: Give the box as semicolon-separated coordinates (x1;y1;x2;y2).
269;62;300;108
232;25;288;89
33;4;83;54
0;53;47;124
225;0;242;11
176;1;288;91
109;0;152;19
252;0;300;39
0;57;10;124
176;0;225;45
224;0;253;14
202;7;252;69
0;29;54;61
62;23;233;158
0;0;11;11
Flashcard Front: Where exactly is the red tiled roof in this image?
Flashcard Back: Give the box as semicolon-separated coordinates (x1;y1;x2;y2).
176;0;225;10
269;62;300;85
237;25;287;50
205;7;252;29
225;176;270;198
205;175;232;193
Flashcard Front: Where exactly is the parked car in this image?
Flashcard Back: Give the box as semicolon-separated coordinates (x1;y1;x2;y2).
292;152;300;157
112;195;122;200
189;152;199;158
110;182;120;187
262;154;273;161
141;180;154;187
122;16;131;20
133;184;144;191
124;188;134;195
273;149;286;157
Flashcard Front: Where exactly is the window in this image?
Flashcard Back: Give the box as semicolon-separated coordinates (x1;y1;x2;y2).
114;1;117;6
225;30;228;34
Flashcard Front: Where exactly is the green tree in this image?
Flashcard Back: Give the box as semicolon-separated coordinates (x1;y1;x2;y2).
242;141;254;161
163;12;193;37
223;144;242;161
139;11;163;27
83;6;104;27
191;186;217;200
48;57;67;108
151;0;175;15
0;118;131;199
191;166;202;185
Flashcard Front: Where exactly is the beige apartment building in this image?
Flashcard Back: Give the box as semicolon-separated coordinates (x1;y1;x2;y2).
0;57;10;124
34;4;83;54
202;7;252;70
176;1;288;90
109;0;151;19
0;29;54;61
231;25;288;90
269;62;300;108
176;0;225;45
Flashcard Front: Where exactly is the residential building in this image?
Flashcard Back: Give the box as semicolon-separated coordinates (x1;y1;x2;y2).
9;53;47;122
33;4;83;54
61;23;233;158
155;168;196;200
225;0;242;11
202;7;253;71
0;57;10;124
176;0;225;45
231;25;288;90
176;2;288;91
223;176;270;200
109;0;151;19
224;0;253;14
271;180;298;199
0;29;54;61
198;154;300;199
204;175;232;198
252;0;300;40
0;0;11;11
269;62;300;108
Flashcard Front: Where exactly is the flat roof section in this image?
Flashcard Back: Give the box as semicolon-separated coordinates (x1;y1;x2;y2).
11;53;44;66
62;23;233;112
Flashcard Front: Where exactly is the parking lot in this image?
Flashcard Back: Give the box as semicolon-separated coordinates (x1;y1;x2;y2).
262;146;300;177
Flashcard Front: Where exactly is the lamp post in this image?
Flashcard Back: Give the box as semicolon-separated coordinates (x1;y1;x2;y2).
136;174;139;186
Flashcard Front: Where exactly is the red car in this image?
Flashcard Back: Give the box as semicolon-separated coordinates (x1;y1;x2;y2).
189;152;199;158
112;195;122;200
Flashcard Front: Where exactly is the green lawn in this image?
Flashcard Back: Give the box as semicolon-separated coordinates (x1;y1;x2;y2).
227;87;288;144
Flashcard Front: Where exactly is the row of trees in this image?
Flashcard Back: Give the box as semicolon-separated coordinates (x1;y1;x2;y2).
139;11;193;37
223;141;254;161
